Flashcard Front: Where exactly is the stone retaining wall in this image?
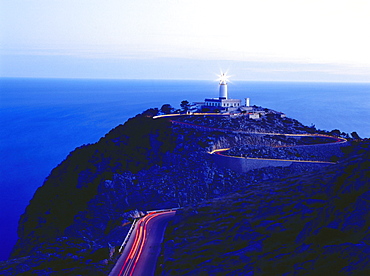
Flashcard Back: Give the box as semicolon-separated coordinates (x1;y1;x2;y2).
211;153;332;173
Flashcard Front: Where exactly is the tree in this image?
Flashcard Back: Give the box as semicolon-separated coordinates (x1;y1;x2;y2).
330;129;341;137
351;131;361;140
142;108;159;117
180;100;190;112
160;104;174;114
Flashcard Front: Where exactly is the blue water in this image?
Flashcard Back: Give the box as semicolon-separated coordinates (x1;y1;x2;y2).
0;78;369;261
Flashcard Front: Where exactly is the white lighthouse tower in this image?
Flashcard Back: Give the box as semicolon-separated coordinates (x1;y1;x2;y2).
219;73;228;100
202;71;241;111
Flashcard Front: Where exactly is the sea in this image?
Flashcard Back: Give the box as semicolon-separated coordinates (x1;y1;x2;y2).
1;78;369;261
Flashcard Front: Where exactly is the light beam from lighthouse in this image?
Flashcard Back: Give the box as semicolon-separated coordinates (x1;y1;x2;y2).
219;73;228;100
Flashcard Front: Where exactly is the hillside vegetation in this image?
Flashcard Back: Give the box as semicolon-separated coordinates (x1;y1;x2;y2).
159;142;370;275
0;108;363;275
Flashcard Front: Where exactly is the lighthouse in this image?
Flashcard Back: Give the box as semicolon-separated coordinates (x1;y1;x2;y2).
219;73;228;100
202;71;241;111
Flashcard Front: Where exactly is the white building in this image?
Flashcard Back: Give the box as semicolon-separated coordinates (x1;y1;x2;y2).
191;73;269;120
202;73;241;111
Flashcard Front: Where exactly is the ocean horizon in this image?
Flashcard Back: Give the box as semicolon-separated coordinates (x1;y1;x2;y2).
1;78;369;261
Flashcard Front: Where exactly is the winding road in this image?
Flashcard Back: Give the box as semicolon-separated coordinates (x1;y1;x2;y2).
162;117;347;164
108;114;346;275
109;210;176;276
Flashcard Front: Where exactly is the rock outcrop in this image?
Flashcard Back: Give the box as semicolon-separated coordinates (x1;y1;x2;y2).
159;142;370;275
0;108;359;275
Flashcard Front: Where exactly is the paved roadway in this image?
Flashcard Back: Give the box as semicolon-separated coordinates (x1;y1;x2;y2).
109;210;176;276
170;119;347;164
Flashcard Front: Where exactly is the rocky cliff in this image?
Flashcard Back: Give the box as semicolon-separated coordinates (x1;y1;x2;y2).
0;108;360;275
159;142;370;275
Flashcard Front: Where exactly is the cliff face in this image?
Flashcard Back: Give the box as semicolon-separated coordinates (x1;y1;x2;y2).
12;111;174;254
7;110;181;274
159;142;370;275
2;109;355;275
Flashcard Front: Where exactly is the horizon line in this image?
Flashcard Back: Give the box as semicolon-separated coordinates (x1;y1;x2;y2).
1;76;370;84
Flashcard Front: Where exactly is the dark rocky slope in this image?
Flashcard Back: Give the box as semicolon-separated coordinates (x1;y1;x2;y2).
159;142;370;275
0;108;358;275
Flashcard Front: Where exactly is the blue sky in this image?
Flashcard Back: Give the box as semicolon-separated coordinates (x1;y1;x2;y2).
1;0;370;81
